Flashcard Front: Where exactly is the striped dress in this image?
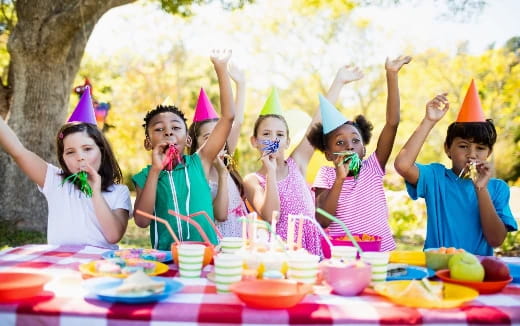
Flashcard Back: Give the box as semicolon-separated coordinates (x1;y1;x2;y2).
312;152;396;251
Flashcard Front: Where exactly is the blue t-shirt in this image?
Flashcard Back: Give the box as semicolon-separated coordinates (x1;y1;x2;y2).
406;163;517;256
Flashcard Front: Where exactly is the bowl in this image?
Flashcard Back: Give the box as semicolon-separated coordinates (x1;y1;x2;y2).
230;279;312;309
171;241;214;267
0;273;51;301
435;269;512;294
321;233;382;259
424;248;459;270
319;260;371;296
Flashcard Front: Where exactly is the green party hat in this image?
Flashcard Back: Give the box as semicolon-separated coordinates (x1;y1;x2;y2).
260;88;284;116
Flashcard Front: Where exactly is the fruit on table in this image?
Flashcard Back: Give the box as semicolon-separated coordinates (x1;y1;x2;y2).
449;252;485;282
480;256;511;281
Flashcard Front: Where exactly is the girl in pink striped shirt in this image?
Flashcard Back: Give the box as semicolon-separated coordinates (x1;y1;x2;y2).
307;56;411;251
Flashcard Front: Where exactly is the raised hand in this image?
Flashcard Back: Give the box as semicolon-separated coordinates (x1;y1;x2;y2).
335;64;364;85
210;49;232;68
425;92;449;122
333;154;350;180
228;62;245;85
385;55;412;73
473;160;492;190
151;142;171;172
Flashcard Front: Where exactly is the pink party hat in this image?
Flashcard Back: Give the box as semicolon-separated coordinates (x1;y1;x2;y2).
193;88;219;122
68;86;97;124
456;79;486;122
319;94;348;134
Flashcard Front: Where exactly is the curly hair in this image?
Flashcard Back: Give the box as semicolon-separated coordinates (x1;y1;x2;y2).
307;115;373;152
142;104;188;136
445;120;497;150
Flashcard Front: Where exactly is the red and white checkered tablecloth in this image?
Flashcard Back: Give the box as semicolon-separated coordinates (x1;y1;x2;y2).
0;244;519;326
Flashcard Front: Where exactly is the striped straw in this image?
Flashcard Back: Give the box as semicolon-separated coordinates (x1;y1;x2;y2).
316;208;364;255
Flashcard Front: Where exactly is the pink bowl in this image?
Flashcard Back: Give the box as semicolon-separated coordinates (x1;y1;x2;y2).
321;233;382;259
319;260;372;296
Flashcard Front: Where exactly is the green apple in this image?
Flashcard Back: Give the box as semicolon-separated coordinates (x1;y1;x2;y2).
449;252;484;282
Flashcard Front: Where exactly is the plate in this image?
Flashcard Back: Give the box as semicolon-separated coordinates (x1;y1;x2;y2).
435;269;512;294
84;276;183;304
230;279;312;309
0;272;51;301
102;249;173;263
79;259;169;279
386;265;435;281
389;251;426;267
374;280;479;309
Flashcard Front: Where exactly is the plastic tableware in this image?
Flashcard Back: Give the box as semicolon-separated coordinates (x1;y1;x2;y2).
435;269;512;294
230;279;312;309
0;272;51;301
321;233;382;259
79;260;169;279
389;251;426;267
84;276;183;304
386;265;434;281
506;263;520;283
319;260;371;296
374;280;479;308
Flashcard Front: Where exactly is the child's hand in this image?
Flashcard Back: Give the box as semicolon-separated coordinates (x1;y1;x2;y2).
81;162;102;193
385;55;412;73
213;155;228;175
210;49;232;68
473;160;492;190
151;142;170;172
335;64;364;85
260;154;277;174
228;62;245;85
333;154;349;180
425;92;449;122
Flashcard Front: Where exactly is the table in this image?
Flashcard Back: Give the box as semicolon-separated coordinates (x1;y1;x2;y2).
0;244;519;326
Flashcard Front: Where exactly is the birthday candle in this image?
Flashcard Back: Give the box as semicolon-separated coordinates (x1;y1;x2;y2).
270;211;278;250
242;217;247;247
287;215;295;251
296;215;304;250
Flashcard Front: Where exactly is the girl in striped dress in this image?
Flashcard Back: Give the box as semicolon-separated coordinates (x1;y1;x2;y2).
307;56;411;252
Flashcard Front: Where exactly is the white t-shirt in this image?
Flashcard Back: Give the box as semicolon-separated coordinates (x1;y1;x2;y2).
39;164;132;249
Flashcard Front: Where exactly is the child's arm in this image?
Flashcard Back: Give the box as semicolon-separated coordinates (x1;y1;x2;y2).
226;63;246;154
0;117;48;187
394;93;449;185
475;162;508;246
291;64;363;175
82;162;129;243
212;156;230;222
243;156;280;223
199;49;234;176
375;56;411;168
133;141;170;227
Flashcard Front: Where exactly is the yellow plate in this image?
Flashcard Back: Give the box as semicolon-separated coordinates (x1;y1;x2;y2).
374;280;479;309
79;260;169;279
389;251;426;267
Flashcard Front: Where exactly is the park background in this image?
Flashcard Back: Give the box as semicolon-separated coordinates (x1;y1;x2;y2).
0;0;518;255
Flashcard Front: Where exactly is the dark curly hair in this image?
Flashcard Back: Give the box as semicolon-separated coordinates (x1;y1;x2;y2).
56;122;122;191
307;115;373;152
142;104;187;136
445;120;497;150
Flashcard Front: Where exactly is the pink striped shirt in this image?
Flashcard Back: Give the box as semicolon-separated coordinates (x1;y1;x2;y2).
312;152;395;251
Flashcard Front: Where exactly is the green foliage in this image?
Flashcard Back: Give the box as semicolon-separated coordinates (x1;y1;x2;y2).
496;230;520;257
0;219;46;250
118;219;152;248
157;0;254;17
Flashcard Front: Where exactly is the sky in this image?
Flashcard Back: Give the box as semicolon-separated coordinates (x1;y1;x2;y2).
86;0;520;61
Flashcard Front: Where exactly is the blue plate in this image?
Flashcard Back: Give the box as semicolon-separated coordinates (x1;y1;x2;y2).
507;263;520;283
386;265;435;281
102;249;173;263
84;277;183;304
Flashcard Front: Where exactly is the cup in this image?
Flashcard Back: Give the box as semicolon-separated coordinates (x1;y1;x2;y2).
178;243;205;278
220;237;244;254
360;251;389;285
214;253;243;293
331;246;358;263
287;253;320;284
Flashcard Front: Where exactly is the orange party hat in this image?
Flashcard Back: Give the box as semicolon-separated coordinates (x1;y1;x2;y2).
456;79;485;122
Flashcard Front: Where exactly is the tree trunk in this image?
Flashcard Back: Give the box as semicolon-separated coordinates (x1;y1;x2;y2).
0;0;134;233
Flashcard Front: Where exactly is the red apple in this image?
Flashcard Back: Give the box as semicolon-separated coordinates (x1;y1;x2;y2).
481;257;511;281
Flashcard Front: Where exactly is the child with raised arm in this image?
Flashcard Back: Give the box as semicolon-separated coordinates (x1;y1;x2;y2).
187;63;248;237
243;64;363;256
308;56;411;252
394;81;517;255
0;90;131;248
133;49;234;250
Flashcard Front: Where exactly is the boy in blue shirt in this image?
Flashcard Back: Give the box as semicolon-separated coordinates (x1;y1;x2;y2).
394;81;517;256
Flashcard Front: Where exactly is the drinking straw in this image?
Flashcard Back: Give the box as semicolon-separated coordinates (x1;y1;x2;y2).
287;214;296;251
296;214;333;254
168;210;223;240
316;208;364;255
135;209;180;245
270;211;278;247
237;216;287;252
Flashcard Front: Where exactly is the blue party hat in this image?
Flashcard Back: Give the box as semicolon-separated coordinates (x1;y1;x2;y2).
319;94;347;134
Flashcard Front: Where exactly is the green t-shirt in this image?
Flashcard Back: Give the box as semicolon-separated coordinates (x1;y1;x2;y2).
132;153;218;250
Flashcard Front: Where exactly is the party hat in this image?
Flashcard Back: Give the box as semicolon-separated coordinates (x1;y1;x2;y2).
193;88;219;122
260;88;284;116
456;79;485;122
319;94;348;134
67;85;97;125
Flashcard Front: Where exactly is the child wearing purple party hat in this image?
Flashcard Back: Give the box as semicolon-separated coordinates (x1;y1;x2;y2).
187;63;248;237
307;56;411;252
0;86;131;249
243;64;364;256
